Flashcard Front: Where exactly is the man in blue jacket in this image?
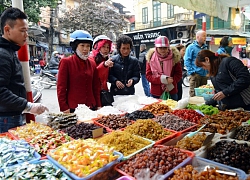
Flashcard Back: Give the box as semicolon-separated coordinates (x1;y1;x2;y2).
184;30;208;97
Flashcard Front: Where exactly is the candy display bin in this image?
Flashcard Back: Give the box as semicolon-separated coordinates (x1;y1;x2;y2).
47;151;123;180
115;145;194;180
116;176;133;180
163;132;221;155
167;156;246;180
0;139;41;171
196;138;250;175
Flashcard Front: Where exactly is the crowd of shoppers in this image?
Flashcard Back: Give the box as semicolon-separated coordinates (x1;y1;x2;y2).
2;6;249;133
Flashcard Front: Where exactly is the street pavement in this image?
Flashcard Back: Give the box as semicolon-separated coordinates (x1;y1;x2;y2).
35;79;190;124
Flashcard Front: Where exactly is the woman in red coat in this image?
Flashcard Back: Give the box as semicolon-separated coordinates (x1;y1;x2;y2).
90;35;113;91
146;36;182;100
57;30;101;113
89;35;113;106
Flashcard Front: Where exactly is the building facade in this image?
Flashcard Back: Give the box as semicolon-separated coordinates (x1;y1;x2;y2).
125;0;250;59
125;0;195;57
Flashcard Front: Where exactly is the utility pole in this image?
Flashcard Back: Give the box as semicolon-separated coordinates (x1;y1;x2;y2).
49;9;54;59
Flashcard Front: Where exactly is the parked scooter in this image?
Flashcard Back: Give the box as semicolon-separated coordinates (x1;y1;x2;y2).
40;67;57;89
30;76;43;103
182;67;190;87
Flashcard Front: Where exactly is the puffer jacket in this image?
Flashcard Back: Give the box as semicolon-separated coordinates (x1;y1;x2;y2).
108;54;140;95
49;56;60;69
0;37;27;116
211;56;250;108
146;46;182;96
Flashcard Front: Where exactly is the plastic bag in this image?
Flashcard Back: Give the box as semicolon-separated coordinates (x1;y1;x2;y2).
134;168;165;180
160;91;170;100
175;97;190;109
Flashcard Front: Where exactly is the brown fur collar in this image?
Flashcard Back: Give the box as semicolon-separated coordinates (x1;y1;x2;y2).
146;46;181;65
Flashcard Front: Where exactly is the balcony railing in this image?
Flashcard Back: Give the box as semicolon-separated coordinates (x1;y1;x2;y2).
134;17;194;31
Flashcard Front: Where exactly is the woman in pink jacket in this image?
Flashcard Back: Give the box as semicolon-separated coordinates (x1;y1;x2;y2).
146;36;182;100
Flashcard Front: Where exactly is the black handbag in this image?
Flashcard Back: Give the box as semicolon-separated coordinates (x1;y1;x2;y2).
100;89;114;106
113;86;130;95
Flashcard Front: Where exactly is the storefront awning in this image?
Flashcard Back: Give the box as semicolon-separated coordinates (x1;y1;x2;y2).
36;41;49;51
124;22;195;34
205;29;250;38
155;0;250;21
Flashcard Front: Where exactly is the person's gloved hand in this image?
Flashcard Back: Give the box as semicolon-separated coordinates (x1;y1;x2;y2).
23;102;49;115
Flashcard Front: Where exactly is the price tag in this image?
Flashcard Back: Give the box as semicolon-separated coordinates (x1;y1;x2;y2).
92;128;103;138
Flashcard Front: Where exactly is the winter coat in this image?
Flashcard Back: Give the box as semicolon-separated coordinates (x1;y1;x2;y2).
184;41;207;76
217;47;232;56
0;37;27;116
146;46;182;97
108;54;140;95
89;55;109;91
57;54;101;111
49;56;60;70
211;56;250;108
138;49;147;75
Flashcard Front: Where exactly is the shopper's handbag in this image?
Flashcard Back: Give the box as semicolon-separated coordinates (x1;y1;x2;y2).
100;89;114;106
114;86;131;95
160;91;171;100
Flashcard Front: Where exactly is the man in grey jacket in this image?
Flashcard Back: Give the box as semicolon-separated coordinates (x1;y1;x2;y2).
138;44;150;97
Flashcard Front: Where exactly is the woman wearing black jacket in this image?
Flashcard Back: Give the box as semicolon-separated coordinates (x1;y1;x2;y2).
108;35;140;95
196;50;250;110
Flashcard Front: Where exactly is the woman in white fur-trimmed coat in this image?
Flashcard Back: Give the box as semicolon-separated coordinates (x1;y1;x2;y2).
146;36;182;100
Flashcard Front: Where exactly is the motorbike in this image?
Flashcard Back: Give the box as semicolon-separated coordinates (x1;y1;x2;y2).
182;68;190;87
31;76;43;103
40;69;57;89
39;64;57;89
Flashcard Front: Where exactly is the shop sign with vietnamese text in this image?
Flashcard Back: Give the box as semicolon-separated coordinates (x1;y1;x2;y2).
214;37;246;45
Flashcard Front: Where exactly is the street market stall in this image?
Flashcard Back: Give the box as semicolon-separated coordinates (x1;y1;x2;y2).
1;91;250;180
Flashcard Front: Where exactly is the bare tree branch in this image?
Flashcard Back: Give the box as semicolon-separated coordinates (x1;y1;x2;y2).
59;0;128;37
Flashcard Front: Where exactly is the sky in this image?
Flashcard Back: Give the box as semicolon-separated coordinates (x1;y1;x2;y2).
112;0;134;14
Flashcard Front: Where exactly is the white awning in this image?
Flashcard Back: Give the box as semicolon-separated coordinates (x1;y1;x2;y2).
156;0;250;21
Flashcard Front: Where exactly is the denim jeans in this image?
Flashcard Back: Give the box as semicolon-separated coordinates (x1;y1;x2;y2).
141;74;151;97
0;115;23;133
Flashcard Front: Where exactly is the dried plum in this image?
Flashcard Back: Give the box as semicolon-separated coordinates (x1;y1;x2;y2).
207;140;250;174
62;122;107;139
125;110;155;120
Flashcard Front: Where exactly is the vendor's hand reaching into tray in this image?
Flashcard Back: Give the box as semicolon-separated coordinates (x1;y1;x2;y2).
213;91;225;101
23;102;49;115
